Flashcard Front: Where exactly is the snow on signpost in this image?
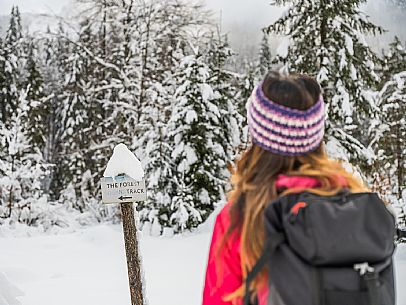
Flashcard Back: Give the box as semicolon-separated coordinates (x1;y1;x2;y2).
102;143;146;204
101;143;146;305
103;143;145;180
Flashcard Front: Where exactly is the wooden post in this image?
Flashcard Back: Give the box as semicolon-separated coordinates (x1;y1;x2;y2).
120;202;144;305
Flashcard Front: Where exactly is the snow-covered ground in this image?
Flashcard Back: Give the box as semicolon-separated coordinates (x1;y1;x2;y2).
0;224;211;305
0;223;405;305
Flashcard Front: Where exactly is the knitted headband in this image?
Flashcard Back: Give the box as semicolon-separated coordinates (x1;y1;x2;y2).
247;82;325;156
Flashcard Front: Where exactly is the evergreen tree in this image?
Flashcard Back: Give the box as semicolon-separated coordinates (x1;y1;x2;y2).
264;0;384;169
382;36;406;83
135;81;177;234
0;8;53;227
258;32;272;77
24;38;47;150
0;6;24;124
133;4;180;233
0;88;48;225
374;72;406;205
57;19;95;212
134;0;215;234
166;52;230;232
72;18;113;214
370;37;406;211
377;71;406;199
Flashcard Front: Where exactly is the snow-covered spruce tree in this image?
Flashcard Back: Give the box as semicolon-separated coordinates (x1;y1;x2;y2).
54;18;117;221
131;2;183;232
370;37;406;209
0;6;24;124
56;19;95;213
131;0;211;233
381;36;406;83
259;32;272;77
135;80;177;234
373;72;406;216
0;88;48;225
265;0;383;171
165;52;231;232
69;18;116;217
24;38;48;151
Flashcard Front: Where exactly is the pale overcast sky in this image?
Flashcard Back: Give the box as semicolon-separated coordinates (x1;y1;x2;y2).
0;0;71;15
0;0;404;53
1;0;280;26
0;0;284;54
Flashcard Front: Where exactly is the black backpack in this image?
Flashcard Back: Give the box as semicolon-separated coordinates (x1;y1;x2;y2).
243;191;400;305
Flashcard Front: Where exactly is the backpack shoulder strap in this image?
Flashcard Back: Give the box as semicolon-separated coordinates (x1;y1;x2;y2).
243;232;285;305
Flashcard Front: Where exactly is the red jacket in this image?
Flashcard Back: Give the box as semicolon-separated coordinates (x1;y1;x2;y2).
202;175;346;305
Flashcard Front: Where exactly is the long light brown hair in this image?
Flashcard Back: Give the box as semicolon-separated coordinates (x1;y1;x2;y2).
218;72;369;303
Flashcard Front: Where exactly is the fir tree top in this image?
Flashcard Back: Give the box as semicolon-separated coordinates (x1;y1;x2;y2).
259;32;272;77
382;36;406;82
5;6;23;47
264;0;385;167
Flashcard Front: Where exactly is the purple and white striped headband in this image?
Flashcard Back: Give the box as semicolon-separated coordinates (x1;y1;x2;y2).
247;82;325;156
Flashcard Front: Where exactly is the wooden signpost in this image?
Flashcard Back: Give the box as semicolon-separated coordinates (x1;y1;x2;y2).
101;174;147;305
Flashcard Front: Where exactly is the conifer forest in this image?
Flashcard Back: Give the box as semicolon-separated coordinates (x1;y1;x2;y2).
0;0;405;234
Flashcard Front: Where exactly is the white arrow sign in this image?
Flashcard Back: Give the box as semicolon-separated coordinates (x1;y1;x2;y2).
101;174;147;204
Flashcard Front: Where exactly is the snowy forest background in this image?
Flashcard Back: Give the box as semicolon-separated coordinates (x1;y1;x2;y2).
0;0;405;235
